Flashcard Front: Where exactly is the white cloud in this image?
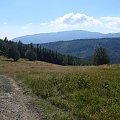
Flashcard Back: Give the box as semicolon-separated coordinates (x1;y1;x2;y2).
101;16;120;29
50;13;102;28
101;17;120;21
106;20;120;29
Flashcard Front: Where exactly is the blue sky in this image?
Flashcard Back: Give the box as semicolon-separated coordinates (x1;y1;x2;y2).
0;0;120;39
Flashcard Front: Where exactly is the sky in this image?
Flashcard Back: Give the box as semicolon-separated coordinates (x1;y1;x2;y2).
0;0;120;39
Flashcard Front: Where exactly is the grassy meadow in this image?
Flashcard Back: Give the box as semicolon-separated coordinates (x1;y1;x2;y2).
0;56;120;120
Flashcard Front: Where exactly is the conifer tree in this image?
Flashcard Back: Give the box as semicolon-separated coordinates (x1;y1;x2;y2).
93;47;110;65
25;49;37;61
8;45;20;61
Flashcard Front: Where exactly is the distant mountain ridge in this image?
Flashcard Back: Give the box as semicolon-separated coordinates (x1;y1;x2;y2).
12;30;120;44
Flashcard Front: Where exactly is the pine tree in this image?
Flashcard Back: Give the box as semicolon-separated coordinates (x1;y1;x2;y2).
93;47;110;65
4;37;8;43
8;45;20;61
17;41;26;58
25;49;37;61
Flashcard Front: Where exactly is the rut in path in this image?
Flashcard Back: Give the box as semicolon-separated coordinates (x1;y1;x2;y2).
0;75;45;120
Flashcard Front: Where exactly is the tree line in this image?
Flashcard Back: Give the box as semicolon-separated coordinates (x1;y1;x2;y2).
0;38;85;65
0;37;110;65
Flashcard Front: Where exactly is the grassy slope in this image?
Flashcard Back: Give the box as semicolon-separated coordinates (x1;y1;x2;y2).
0;56;120;120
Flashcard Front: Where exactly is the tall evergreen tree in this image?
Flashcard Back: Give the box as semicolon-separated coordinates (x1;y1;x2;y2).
8;44;20;61
25;49;37;61
4;37;8;43
17;41;26;58
93;47;110;65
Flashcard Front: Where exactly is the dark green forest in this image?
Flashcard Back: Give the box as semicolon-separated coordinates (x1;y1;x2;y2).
0;38;87;65
41;38;120;64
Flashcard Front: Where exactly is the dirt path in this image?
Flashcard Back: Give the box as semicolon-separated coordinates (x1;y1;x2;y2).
0;75;44;120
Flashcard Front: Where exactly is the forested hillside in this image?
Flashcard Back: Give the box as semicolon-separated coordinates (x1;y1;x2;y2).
0;38;86;65
42;38;120;63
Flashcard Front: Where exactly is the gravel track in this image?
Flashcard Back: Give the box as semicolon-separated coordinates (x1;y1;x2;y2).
0;75;44;120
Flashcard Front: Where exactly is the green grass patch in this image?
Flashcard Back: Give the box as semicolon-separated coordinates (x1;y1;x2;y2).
16;71;120;120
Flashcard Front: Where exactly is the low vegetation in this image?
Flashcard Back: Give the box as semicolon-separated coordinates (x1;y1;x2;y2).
0;56;119;120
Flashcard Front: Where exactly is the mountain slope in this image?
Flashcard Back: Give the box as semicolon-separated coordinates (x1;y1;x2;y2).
41;38;120;64
12;30;120;44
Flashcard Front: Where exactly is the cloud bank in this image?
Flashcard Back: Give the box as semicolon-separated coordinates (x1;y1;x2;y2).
49;13;120;31
51;13;102;27
101;17;120;29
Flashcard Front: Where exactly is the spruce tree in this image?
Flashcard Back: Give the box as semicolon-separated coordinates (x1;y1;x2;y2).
93;47;110;65
8;45;20;61
25;49;37;61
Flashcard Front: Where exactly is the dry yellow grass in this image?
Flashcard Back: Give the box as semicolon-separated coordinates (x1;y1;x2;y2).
1;56;119;75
